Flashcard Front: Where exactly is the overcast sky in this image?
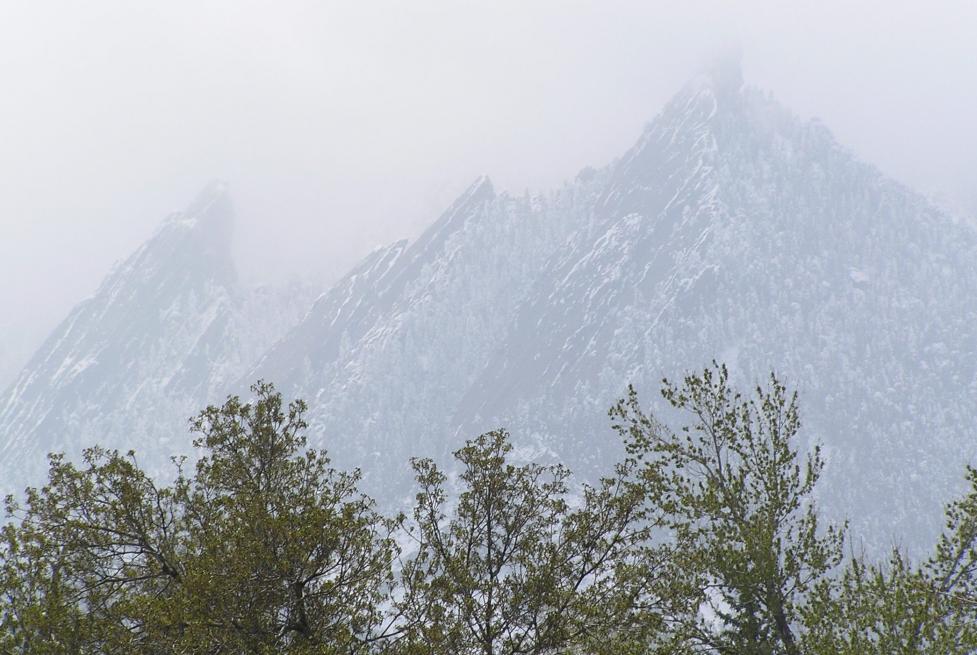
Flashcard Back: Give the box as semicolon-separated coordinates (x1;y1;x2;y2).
1;1;976;380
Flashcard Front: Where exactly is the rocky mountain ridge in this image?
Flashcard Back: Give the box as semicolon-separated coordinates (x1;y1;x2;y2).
0;182;313;486
3;64;976;552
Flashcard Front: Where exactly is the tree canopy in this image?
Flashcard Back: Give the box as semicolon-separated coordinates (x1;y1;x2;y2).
2;367;976;653
1;382;398;654
398;429;674;654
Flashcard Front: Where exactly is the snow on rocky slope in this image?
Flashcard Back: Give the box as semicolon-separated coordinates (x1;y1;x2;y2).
0;182;311;490
257;63;977;548
3;63;976;552
456;64;977;549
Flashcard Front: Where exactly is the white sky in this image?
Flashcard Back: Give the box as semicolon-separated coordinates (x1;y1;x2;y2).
1;1;976;380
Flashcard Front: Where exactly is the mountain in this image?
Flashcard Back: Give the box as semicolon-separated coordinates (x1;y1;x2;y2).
253;63;977;549
4;63;977;551
454;64;977;548
246;173;606;489
0;183;311;491
0;331;32;393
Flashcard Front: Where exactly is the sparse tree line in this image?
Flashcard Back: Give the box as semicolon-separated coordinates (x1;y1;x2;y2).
1;364;975;654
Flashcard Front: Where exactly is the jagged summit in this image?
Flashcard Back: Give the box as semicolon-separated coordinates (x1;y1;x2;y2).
158;180;233;246
460;174;494;197
0;184;304;494
116;181;237;290
248;68;977;552
151;180;235;265
694;50;745;95
165;178;229;221
414;175;495;245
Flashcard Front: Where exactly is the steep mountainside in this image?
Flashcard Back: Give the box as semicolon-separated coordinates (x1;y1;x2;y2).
0;183;310;490
3;64;976;551
0;332;32;393
247;174;608;489
262;65;977;548
457;67;977;547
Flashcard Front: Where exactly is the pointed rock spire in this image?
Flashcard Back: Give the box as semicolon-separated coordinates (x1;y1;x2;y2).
159;179;234;248
700;47;744;95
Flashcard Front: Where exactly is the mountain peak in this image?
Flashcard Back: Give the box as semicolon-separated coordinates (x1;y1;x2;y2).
696;49;744;95
161;180;233;240
186;178;229;214
463;175;494;201
600;59;749;218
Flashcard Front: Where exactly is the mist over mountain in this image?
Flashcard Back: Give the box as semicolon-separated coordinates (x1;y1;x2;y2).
0;336;31;393
0;183;314;486
2;62;976;554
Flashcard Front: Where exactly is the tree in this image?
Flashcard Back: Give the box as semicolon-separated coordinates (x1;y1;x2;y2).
0;382;398;654
927;465;977;632
610;363;844;654
398;429;674;655
803;467;977;654
0;502;96;653
5;368;974;654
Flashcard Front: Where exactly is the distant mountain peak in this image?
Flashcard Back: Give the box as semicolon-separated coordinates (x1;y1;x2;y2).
160;180;233;244
0;181;307;492
650;52;747;132
186;178;228;210
695;49;744;95
459;175;495;205
5;68;977;559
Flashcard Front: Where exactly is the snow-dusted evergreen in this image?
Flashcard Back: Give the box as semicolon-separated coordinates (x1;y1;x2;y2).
2;62;976;551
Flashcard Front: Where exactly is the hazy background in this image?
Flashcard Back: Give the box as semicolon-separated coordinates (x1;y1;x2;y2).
2;0;976;385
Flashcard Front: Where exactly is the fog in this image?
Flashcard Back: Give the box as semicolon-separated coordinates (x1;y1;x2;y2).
2;0;976;382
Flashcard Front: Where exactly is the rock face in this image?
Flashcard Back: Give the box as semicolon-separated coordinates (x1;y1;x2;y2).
454;67;977;549
0;182;310;488
246;173;605;494
0;332;31;393
3;64;977;551
254;64;977;548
